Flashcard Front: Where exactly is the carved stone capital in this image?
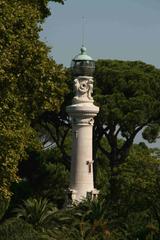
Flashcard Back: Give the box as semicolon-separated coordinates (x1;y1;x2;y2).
73;76;94;104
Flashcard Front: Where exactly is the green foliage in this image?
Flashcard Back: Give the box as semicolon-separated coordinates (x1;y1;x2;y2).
104;145;160;239
93;60;160;198
38;162;69;206
119;145;159;203
0;0;68;199
15;149;69;207
74;198;109;239
49;199;110;240
95;138;111;197
0;195;10;221
2;147;160;239
13;198;58;228
94;60;160;163
0;218;40;240
142;123;160;143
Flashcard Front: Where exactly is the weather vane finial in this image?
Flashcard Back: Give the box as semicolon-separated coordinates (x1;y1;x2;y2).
82;16;86;47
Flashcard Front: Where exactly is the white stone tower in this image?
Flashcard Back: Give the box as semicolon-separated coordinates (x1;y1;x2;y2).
66;46;99;202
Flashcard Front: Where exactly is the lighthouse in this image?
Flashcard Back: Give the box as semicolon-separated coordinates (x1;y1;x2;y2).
66;46;99;202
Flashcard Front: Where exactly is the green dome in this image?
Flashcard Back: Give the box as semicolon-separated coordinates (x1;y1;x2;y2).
73;46;93;61
71;46;95;77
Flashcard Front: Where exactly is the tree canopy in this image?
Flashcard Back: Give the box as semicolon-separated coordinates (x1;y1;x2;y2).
94;59;160;164
94;60;160;191
0;0;68;199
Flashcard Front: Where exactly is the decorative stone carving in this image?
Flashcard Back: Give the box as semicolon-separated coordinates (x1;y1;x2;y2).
72;117;94;126
73;76;94;103
88;118;94;125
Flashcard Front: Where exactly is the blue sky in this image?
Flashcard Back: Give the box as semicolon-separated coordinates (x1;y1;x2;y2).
40;0;160;68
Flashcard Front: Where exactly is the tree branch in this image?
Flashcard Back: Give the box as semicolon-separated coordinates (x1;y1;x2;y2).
98;141;110;159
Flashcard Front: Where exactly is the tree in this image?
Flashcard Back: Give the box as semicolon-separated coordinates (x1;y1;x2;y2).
38;70;73;169
17;149;69;208
0;0;68;200
101;144;160;239
94;60;160;195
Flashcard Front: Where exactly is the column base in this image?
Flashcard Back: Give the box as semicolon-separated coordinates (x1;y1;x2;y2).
67;188;99;204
